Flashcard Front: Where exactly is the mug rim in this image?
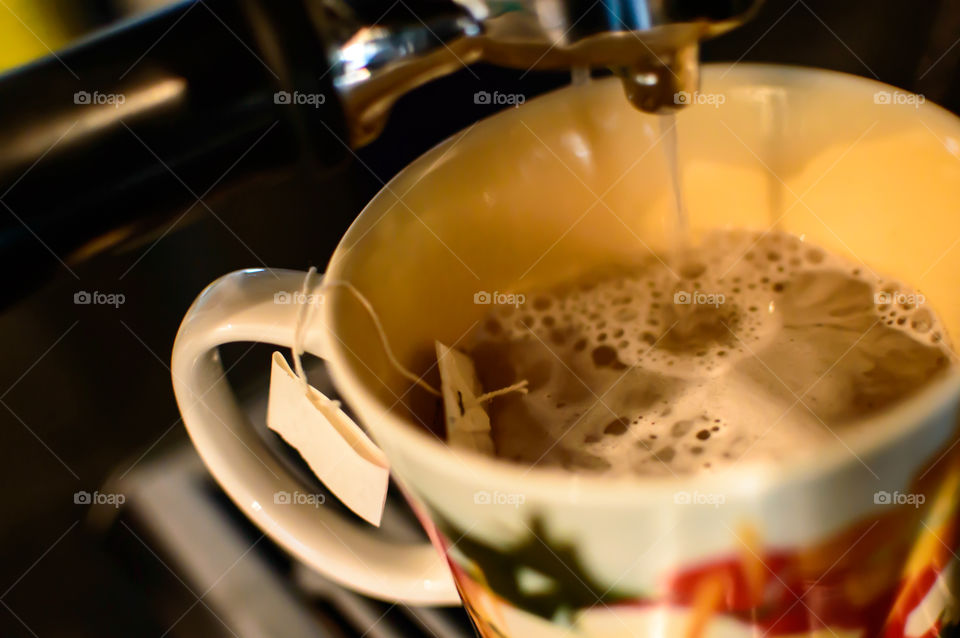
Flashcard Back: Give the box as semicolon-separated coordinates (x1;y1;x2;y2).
321;62;960;504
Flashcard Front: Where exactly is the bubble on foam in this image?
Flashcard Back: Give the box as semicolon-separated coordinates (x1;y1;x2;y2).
465;230;954;477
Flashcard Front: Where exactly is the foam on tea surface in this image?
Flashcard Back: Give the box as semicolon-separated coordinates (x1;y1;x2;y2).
465;230;952;476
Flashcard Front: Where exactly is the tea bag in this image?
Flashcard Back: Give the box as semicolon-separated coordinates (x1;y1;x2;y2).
267;352;390;526
436;341;529;455
436;341;495;454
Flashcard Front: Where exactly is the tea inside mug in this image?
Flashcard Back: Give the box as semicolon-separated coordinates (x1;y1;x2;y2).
425;101;958;477
450;228;953;475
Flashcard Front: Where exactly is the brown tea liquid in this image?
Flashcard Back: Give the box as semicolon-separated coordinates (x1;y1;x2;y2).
465;230;951;476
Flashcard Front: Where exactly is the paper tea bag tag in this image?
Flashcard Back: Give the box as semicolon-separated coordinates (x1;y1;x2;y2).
266;352;389;526
435;341;495;455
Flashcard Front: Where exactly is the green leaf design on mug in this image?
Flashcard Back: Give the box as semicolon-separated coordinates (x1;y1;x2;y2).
430;508;631;622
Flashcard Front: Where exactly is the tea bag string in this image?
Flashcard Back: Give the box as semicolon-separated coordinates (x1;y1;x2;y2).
474;381;528;405
292;268;337;403
292;268;528;404
291;268;439;398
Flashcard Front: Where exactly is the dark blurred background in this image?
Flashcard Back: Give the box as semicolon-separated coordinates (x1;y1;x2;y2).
1;1;959;636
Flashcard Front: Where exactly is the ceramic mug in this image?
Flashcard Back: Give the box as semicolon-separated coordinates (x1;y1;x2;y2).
172;64;960;637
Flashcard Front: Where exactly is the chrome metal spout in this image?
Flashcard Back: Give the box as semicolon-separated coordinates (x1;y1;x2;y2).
314;0;763;145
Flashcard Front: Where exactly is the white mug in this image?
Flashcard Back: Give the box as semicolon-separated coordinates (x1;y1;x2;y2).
173;64;960;637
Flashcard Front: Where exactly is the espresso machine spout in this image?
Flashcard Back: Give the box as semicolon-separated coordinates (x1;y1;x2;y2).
0;0;761;301
327;0;764;144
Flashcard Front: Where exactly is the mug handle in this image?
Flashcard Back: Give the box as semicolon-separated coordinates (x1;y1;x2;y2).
171;268;461;605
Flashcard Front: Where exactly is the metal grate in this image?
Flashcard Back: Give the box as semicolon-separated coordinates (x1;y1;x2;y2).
105;445;474;638
100;356;474;638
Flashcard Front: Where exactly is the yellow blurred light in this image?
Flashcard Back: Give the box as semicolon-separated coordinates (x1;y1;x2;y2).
0;0;75;71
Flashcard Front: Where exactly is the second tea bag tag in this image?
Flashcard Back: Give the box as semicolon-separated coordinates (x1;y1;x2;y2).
267;353;390;526
436;341;496;455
